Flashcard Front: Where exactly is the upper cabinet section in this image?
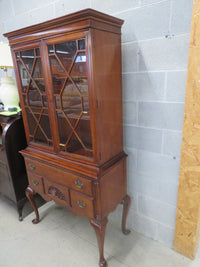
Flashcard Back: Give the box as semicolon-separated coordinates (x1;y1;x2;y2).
5;9;124;164
4;9;124;46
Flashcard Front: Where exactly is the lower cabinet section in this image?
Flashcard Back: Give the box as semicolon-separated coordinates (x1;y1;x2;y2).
44;179;70;207
24;154;130;267
70;190;94;218
26;169;94;216
28;172;44;196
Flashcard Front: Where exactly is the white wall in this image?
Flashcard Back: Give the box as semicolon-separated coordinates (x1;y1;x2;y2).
0;0;194;247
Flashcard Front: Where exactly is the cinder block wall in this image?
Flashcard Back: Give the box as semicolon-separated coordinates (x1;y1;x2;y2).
0;0;194;247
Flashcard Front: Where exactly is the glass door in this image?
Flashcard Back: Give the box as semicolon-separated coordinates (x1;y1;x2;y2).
47;37;93;157
15;47;52;146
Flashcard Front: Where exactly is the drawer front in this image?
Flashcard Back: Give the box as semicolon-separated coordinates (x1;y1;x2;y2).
27;172;44;195
70;190;94;218
24;158;93;196
44;179;70;207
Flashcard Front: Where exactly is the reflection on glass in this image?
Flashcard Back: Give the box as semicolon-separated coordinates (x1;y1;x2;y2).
25;107;37;136
33;58;43;78
23;95;27;106
55;41;77;71
71;52;87;77
62;80;81;111
17;61;29;93
35;48;40;56
78;39;85;50
48;45;54;54
28;82;42;112
42;95;48;107
76;118;92;150
72;77;88;96
39;112;52;140
49;56;65;94
20;49;34;73
35;80;45;93
82;97;89;112
15;52;19;59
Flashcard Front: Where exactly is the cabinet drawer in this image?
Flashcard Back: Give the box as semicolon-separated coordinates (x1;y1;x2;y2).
70;190;94;218
27;172;44;195
24;158;93;196
44;179;70;207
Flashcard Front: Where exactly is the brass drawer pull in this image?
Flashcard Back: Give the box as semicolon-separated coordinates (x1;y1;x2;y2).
32;179;39;186
77;200;86;208
75;179;84;189
29;163;35;170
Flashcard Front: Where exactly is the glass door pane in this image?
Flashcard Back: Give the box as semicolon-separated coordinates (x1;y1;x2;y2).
48;38;93;157
15;48;52;146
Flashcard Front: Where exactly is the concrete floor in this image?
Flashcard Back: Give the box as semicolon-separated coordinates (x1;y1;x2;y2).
0;199;200;267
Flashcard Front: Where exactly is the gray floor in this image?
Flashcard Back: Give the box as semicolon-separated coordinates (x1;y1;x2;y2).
0;199;200;267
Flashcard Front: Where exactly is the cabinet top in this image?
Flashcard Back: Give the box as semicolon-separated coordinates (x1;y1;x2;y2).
4;8;124;45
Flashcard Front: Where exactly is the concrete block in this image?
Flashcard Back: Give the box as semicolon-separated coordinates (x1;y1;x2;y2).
118;1;170;43
55;0;90;17
156;223;175;248
141;0;166;4
137;150;180;182
0;22;7;42
138;195;177;227
124;147;138;178
129;172;178;206
166;71;187;102
12;0;52;15
124;125;162;153
138;35;190;71
123;101;137;124
130;211;158;240
122;43;138;73
0;0;14;20
157;179;178;206
171;0;193;35
163;130;182;157
122;72;165;101
91;0;139;14
138;102;184;130
5;5;54;32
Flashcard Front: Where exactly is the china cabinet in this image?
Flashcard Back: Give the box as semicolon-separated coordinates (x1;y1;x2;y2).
0;113;27;220
5;9;130;267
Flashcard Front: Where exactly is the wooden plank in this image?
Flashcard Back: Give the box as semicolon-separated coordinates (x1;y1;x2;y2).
174;0;200;259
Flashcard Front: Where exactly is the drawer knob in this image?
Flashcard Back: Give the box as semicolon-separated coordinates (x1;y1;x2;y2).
77;200;86;208
32;180;39;186
75;179;84;189
29;163;35;170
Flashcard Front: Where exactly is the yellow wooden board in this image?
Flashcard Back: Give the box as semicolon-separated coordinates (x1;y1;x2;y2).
174;0;200;259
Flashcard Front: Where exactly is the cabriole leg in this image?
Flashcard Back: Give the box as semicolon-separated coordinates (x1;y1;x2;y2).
121;194;131;235
25;186;39;224
17;198;26;221
90;217;108;267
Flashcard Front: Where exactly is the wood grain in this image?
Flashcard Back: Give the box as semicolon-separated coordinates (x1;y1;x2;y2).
174;0;200;259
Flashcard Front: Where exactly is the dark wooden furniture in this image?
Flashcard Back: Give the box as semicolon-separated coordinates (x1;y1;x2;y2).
5;9;130;267
0;113;27;220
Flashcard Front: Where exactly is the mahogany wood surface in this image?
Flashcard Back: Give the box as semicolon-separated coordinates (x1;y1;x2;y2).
0;114;28;220
5;9;130;266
